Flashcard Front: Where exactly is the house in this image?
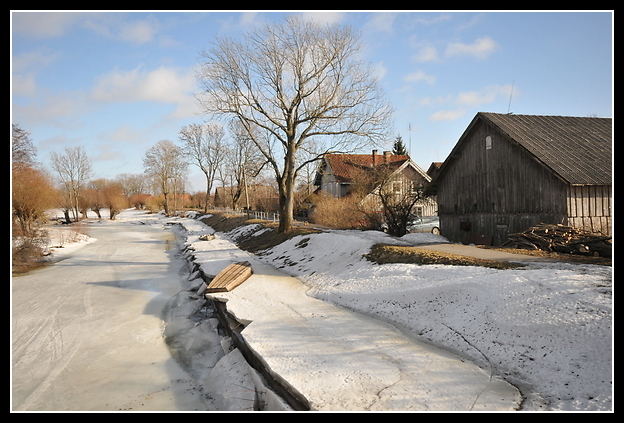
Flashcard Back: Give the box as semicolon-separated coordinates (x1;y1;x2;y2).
426;162;444;180
430;112;612;245
314;150;437;217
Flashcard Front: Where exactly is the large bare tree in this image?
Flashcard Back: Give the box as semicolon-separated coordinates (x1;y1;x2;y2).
197;15;393;232
143;140;187;215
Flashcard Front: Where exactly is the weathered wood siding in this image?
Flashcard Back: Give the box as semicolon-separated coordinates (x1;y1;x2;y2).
437;119;570;245
567;184;612;235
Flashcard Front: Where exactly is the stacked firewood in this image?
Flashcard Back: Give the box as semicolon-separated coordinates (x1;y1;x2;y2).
504;223;612;257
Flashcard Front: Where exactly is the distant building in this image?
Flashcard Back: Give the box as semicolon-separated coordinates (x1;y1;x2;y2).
214;184;279;212
430;112;612;245
314;150;437;217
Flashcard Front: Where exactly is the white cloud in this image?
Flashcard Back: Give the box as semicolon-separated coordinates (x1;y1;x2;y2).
90;65;201;119
373;62;388;81
404;70;436;84
12;73;37;96
456;85;514;106
412;45;439;63
12;49;61;98
118;19;159;44
365;12;399;34
91;65;196;104
83;14;162;45
299;12;345;25
11;11;84;38
429;109;465;121
426;84;516;121
445;37;498;60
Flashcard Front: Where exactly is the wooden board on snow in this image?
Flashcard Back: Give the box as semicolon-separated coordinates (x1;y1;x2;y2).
205;261;253;293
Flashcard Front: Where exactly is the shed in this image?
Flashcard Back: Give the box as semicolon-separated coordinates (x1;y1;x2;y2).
430;112;612;245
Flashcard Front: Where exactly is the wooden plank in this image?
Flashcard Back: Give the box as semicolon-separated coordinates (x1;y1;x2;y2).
206;261;253;293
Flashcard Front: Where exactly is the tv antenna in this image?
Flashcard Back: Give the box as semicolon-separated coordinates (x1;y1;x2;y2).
408;123;412;155
507;80;514;114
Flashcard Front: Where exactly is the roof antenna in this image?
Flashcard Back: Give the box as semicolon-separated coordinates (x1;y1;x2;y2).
408;123;412;156
507;80;514;114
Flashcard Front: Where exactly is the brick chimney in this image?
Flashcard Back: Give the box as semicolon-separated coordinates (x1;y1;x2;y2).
383;151;391;163
372;150;378;166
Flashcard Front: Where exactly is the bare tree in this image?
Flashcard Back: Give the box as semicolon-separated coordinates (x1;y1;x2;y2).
50;146;93;222
142;140;187;215
219;119;266;210
115;173;147;198
179;123;226;212
12;164;56;236
12;124;37;171
355;163;430;237
197;15;393;232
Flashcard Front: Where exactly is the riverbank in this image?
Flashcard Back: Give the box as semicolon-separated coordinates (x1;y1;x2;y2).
179;211;612;411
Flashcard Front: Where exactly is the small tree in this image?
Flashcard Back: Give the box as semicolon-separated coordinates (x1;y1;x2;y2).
179;123;226;212
12;124;37;171
220;119;266;210
352;161;430;237
392;136;408;155
51;146;92;221
143;140;187;215
12;166;56;236
101;182;127;219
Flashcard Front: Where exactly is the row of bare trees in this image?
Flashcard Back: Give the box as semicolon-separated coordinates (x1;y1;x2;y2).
14;16;399;239
12;125;161;228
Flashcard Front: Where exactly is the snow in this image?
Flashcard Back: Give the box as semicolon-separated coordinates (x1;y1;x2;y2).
177;217;612;412
32;210;612;411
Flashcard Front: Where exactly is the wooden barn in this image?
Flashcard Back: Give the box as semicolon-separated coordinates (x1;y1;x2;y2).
430;112;612;245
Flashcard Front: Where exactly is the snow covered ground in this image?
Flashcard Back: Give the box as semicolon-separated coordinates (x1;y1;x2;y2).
33;210;612;411
179;213;612;412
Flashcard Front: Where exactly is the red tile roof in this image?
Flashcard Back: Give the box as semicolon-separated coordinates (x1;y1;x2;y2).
324;153;410;183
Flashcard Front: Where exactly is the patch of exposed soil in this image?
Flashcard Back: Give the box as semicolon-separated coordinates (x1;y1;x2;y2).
365;244;524;269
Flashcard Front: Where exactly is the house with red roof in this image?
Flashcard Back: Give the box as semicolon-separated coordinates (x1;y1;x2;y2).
313;150;437;217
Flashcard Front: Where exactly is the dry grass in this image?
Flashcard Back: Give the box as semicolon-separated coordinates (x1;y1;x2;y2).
476;245;612;266
365;244;524;270
200;212;321;253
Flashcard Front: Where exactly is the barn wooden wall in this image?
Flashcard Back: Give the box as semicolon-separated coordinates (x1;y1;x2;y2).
567;185;612;235
438;120;577;245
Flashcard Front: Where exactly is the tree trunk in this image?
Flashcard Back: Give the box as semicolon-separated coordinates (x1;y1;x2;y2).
277;144;297;233
278;188;295;233
163;192;169;215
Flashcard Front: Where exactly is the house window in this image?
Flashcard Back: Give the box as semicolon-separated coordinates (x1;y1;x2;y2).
486;135;492;150
392;181;402;194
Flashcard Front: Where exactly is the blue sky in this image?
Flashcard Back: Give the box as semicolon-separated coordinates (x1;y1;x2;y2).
11;11;613;192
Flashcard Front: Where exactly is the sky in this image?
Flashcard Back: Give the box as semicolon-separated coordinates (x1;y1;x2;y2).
11;10;613;192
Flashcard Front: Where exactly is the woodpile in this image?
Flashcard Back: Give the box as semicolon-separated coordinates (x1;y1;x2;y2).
504;223;612;257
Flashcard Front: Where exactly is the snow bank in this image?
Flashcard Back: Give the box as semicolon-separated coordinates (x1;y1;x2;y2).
211;222;612;411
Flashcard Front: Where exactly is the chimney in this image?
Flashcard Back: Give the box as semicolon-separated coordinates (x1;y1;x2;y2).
372;150;378;166
383;151;391;163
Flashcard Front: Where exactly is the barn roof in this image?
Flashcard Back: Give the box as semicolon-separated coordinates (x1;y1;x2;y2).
437;112;612;186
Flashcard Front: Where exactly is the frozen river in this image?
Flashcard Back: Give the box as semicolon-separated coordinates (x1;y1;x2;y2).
11;218;213;411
